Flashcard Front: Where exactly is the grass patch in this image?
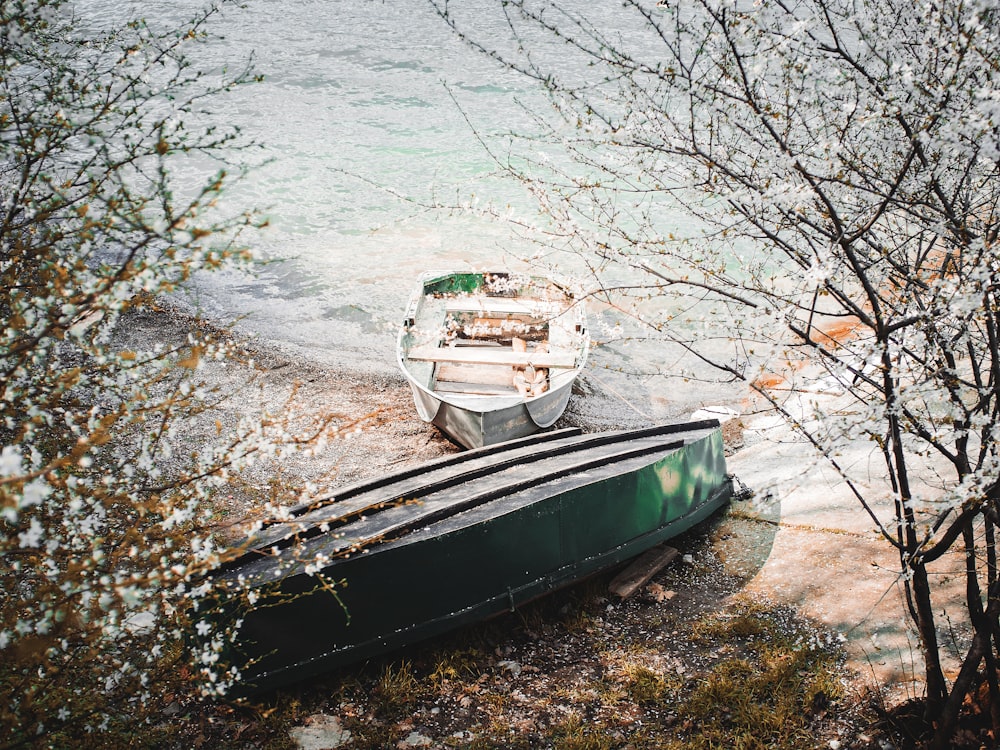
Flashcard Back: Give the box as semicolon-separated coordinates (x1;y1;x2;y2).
548;714;617;750
371;661;422;716
658;597;845;750
623;664;672;705
428;646;487;688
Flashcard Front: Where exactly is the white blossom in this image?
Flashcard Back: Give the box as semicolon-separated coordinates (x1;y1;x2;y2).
18;518;44;548
0;445;22;476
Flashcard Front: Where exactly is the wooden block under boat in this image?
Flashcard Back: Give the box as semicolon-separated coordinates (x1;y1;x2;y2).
608;544;680;599
408;345;577;369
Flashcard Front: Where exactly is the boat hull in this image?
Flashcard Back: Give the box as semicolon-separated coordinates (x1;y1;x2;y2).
410;375;575;450
207;422;732;696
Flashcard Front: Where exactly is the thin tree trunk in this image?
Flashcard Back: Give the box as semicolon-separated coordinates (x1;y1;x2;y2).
931;578;1000;749
886;396;948;711
986;518;1000;735
911;560;948;713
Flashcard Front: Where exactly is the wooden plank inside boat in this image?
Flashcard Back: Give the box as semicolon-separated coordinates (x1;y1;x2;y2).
409;345;576;368
451;315;548;342
435;382;519;395
444;296;561;316
435;363;519;394
435;363;516;386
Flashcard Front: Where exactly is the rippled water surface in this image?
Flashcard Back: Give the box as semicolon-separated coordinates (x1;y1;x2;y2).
78;0;742;417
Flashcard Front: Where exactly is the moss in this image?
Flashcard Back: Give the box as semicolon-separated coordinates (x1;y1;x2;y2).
655;597;846;750
623;664;672;705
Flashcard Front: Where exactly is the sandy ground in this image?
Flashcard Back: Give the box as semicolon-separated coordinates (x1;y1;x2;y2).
719;425;969;719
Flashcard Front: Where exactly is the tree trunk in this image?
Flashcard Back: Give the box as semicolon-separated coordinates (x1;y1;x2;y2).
931;578;1000;749
911;560;948;714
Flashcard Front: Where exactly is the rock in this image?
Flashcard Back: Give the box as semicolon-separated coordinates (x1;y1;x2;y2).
497;659;522;678
289;714;351;750
398;731;433;748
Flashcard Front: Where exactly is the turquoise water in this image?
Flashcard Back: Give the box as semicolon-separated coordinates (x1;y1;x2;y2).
78;0;742;418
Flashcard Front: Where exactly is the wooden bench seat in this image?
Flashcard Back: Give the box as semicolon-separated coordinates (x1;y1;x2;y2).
434;379;519;395
444;296;562;316
407;345;577;369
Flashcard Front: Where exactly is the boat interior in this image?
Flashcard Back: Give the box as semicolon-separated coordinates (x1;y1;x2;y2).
407;294;581;398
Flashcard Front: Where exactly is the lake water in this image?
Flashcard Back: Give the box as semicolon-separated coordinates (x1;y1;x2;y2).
79;0;746;421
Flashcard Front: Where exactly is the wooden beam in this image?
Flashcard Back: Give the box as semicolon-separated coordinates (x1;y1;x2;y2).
408;345;577;369
444;296;562;316
608;544;680;599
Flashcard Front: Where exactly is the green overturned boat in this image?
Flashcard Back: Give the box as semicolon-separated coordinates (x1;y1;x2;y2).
205;421;732;695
